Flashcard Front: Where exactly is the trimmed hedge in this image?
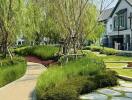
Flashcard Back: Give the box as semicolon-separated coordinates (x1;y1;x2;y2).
36;53;118;100
100;48;118;55
84;46;119;55
0;57;26;87
84;46;132;57
13;45;59;60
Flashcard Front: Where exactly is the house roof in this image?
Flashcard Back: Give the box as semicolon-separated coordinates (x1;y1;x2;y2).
99;8;114;21
99;0;132;21
110;0;132;17
127;0;132;5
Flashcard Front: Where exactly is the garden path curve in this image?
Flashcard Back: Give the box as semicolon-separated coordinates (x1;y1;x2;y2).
0;62;46;100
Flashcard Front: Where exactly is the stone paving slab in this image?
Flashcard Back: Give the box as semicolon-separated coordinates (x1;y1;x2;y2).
0;62;46;100
111;97;132;100
112;87;132;92
80;81;132;100
97;89;122;96
125;93;132;98
80;92;108;100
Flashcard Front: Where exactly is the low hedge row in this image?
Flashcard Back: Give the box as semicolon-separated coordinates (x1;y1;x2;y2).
84;46;119;55
0;57;26;87
36;53;118;100
13;45;59;60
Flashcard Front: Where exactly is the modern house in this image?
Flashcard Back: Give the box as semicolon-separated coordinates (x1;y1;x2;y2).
100;0;132;50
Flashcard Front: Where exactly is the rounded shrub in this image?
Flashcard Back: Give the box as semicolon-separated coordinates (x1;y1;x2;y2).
90;46;102;52
39;85;78;100
93;70;118;88
83;46;91;50
64;76;97;94
100;48;118;55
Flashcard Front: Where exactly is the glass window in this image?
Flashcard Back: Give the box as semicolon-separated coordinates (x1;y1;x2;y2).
114;11;127;30
110;24;112;30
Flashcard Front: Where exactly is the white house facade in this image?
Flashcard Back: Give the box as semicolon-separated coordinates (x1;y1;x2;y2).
100;0;132;50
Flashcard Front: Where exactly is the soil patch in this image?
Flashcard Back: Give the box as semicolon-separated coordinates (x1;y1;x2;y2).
26;56;57;67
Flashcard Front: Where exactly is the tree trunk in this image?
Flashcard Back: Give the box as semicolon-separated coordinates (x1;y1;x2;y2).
1;32;8;58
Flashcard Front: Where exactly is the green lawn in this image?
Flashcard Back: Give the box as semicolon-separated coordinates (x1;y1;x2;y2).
102;56;132;62
112;69;132;77
84;50;132;77
101;56;132;77
102;56;132;77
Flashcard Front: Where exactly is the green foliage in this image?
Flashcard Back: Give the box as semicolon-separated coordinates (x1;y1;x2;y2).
36;53;118;100
0;0;26;44
84;46;119;55
40;85;78;100
63;76;97;94
91;46;102;52
87;23;105;42
100;48;118;55
13;45;59;60
31;45;59;60
39;76;97;100
13;46;32;56
0;57;26;87
93;70;118;88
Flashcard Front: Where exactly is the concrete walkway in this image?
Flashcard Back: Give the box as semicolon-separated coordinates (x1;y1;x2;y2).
0;62;46;100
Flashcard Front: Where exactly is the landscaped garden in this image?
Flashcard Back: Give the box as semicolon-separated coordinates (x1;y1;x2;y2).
13;45;59;60
34;51;118;100
0;0;132;100
84;46;132;78
0;57;26;87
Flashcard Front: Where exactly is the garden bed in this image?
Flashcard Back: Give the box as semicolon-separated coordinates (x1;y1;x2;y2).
13;45;59;60
26;56;57;67
36;53;118;100
0;57;27;87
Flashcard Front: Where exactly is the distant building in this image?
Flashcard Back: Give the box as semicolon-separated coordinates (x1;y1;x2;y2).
99;0;132;50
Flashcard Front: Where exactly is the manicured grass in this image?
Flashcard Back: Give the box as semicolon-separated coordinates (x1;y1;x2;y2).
102;56;132;62
105;63;127;68
84;50;132;78
112;69;132;77
102;56;132;77
36;53;118;100
0;57;26;87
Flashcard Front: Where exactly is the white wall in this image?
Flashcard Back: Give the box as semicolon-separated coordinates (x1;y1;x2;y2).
106;18;113;35
108;0;132;36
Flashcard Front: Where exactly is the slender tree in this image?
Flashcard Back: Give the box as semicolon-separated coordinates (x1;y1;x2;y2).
0;0;25;58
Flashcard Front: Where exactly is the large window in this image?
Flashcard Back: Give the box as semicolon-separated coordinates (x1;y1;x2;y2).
113;9;127;31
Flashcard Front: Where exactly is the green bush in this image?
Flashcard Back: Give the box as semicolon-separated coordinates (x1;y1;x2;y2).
13;46;32;56
0;57;26;87
40;85;78;100
100;48;118;55
13;45;59;60
36;53;118;100
83;46;91;50
93;70;118;88
38;76;97;100
64;76;97;94
83;46;119;55
31;45;59;60
90;46;102;52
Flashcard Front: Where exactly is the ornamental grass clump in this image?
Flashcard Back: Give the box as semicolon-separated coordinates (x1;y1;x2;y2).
13;45;59;60
0;57;26;87
36;53;118;100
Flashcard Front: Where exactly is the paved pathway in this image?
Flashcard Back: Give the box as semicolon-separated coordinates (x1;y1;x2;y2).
0;62;46;100
80;81;132;100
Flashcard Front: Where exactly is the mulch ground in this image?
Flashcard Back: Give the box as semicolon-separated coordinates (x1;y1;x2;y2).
26;56;57;67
